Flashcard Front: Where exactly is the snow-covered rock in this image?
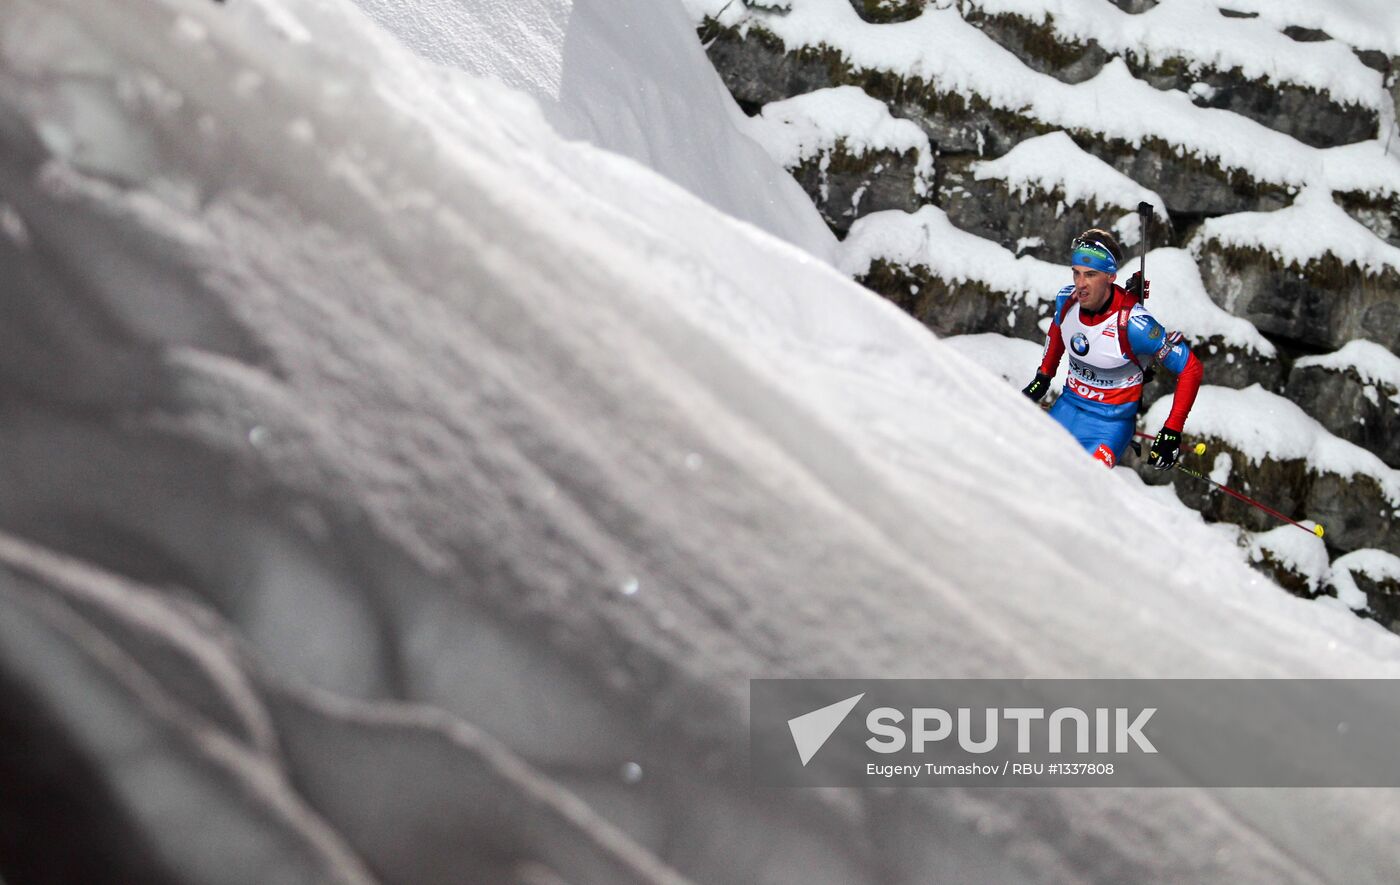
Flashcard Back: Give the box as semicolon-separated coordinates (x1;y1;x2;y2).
747;86;934;232
1246;523;1331;597
1193;187;1400;353
1287;341;1400;469
691;0;1400;205
939;131;1168;263
1331;549;1400;630
959;0;1384;148
840;206;1066;339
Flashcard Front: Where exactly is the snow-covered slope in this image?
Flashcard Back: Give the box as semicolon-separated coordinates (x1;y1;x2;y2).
342;0;838;260
3;0;1400;883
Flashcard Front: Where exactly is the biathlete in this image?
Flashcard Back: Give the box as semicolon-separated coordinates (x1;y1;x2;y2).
1021;228;1203;469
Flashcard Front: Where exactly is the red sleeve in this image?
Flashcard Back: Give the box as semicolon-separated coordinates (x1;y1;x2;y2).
1037;323;1065;376
1164;350;1203;432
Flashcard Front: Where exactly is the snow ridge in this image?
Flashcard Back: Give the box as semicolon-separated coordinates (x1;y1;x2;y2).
747;85;935;196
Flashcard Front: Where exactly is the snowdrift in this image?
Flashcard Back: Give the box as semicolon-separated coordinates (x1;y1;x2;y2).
342;0;838;260
1;0;1399;882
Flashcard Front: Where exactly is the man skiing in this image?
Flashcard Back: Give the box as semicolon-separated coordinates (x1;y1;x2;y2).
1021;229;1202;469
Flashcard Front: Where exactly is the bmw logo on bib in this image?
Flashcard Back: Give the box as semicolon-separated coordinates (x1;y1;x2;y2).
1070;332;1089;356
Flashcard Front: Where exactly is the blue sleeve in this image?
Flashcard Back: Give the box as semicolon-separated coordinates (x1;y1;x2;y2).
1126;312;1192;374
1050;287;1073;325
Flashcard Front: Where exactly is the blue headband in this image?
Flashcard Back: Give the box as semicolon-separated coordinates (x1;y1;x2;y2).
1070;243;1118;274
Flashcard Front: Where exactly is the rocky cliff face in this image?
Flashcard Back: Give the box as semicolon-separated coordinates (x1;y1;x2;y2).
694;0;1400;631
956;4;1380;149
1195;243;1400;354
1287;363;1400;470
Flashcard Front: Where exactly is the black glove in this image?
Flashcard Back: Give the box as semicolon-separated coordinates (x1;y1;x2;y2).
1124;271;1150;301
1147;427;1181;470
1022;372;1052;403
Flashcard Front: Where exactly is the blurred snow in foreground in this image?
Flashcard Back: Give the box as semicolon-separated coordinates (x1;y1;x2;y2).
1;0;1399;882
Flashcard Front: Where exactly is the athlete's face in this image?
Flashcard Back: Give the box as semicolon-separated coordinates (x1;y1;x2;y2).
1072;265;1115;312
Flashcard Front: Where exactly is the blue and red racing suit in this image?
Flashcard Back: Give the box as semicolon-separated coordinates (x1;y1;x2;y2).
1038;283;1203;467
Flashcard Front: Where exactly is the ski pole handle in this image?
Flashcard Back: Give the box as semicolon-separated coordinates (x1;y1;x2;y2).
1136;201;1153;284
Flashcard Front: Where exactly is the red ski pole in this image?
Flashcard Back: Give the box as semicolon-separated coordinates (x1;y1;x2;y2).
1134;432;1325;538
